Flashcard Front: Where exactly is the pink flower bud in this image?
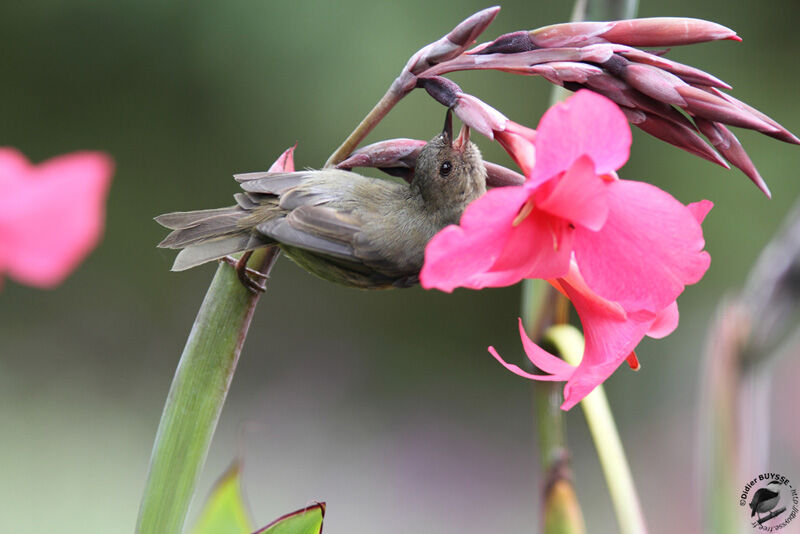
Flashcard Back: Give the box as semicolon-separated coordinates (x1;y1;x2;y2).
530;18;739;48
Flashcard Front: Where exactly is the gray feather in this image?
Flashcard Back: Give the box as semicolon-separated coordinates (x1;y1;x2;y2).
287;206;360;242
238;172;311;194
233;193;259;210
158;208;246;249
155;207;238;230
233;171;273;182
171;235;262;271
278;188;335;210
256;218;355;260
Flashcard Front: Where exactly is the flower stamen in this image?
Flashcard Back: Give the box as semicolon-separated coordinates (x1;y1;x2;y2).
512;199;535;227
625;351;641;371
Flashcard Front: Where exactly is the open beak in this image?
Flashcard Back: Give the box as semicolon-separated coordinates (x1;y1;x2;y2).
442;109;453;141
453;123;470;152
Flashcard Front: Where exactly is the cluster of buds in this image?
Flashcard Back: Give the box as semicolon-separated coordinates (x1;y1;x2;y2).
365;9;797;197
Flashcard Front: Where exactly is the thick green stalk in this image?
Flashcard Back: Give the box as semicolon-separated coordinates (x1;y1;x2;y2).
524;278;584;534
137;248;279;534
546;326;647;534
522;1;590;530
524;280;570;476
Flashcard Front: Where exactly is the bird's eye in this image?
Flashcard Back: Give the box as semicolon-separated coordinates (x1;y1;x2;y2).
439;161;453;176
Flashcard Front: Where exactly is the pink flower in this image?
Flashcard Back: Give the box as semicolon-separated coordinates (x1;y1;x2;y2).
268;144;296;173
449;88;539;177
493;120;538;177
420;90;712;408
0;148;114;289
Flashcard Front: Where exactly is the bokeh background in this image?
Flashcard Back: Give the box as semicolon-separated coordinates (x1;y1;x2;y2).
2;1;799;532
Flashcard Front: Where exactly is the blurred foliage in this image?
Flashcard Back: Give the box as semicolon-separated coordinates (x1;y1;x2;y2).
192;463;253;534
252;503;324;534
191;463;324;534
1;1;799;533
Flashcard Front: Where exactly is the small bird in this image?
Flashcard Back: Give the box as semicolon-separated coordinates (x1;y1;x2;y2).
749;482;782;519
156;111;487;289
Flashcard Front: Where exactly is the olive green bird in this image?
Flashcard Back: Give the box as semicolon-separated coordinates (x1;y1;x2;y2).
156;113;486;289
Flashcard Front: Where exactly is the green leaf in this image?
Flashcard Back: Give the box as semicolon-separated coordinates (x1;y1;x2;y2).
191;462;253;534
253;503;326;534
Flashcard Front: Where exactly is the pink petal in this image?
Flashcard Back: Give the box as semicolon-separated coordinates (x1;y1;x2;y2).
647;301;679;339
504;120;538;144
574;179;711;312
420;186;530;292
0;148;32;188
536;154;610;231
268;144;296;173
0;151;114;288
687;199;713;223
488;266;658;410
557;271;656;410
489;346;571;381
530;90;631;187
516;318;575;376
489;207;573;280
495;129;536;177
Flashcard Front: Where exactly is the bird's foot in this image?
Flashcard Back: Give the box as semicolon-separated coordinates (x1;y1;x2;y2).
221;252;268;294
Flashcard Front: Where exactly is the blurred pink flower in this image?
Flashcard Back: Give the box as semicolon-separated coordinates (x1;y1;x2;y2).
420;90;712;408
0;148;114;289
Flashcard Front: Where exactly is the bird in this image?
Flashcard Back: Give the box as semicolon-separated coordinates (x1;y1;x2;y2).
156;111;487;290
749;482;782;520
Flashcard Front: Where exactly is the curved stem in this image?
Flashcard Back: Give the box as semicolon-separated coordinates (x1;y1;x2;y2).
137;247;279;534
324;79;411;168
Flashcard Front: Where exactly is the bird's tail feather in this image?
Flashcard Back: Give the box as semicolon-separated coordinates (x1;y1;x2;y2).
156;206;270;271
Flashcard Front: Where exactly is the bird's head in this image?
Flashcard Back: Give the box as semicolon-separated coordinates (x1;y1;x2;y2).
413;109;487;212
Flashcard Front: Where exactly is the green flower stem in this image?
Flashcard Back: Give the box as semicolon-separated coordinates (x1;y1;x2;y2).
547;325;648;534
521;0;603;527
524;281;585;534
137;248;279;534
524;280;570;475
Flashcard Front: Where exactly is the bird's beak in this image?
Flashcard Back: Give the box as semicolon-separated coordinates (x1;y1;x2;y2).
442;109;453;141
453;123;470;152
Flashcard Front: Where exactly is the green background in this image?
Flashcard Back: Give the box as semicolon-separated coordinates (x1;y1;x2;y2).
1;1;799;532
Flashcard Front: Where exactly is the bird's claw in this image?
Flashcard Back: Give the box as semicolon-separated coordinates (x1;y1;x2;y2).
221;253;268;294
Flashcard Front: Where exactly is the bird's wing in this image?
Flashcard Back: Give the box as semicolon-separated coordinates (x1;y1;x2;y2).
258;203;409;279
237;170;358;194
238;169;356;213
254;205;360;261
242;170;410;277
